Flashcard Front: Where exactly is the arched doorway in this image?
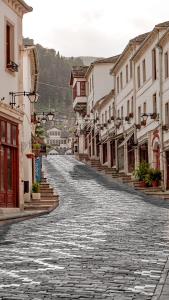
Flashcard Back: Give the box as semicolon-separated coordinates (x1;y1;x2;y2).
153;142;160;169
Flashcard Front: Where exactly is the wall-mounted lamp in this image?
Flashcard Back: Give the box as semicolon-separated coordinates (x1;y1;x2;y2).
141;113;159;123
9;91;39;108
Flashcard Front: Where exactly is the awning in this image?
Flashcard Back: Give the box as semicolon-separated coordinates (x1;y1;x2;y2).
118;132;134;148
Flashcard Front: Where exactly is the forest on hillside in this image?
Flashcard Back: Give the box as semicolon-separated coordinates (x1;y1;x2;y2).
24;38;84;115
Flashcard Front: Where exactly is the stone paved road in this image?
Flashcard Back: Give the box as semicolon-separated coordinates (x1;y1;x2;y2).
1;156;169;300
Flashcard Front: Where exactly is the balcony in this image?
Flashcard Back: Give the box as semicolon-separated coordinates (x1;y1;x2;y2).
73;81;87;112
73;95;87;112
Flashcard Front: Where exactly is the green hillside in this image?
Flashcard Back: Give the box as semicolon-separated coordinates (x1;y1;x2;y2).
24;38;84;115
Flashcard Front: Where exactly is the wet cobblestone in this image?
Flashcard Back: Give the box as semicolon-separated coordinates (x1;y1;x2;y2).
1;156;169;299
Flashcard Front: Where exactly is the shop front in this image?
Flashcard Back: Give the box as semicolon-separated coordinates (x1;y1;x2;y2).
0;118;19;208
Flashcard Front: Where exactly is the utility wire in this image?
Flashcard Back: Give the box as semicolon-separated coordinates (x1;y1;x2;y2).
38;81;70;89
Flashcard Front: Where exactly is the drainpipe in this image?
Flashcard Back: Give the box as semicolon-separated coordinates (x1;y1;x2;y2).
157;43;165;190
112;73;118;171
133;57;138;169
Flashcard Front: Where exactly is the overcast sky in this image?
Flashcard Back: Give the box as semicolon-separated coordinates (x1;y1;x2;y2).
23;0;169;58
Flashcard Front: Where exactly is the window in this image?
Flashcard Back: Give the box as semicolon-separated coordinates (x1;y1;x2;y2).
126;64;128;83
127;100;130;116
131;97;134;114
121;106;123;123
117;109;120;118
143;102;146;114
130;60;133;79
105;111;107;123
120;72;123;89
138;106;141;125
152;48;157;80
137;65;141;88
92;74;94;89
109;105;111;120
165;52;169;79
102;113;104;124
73;85;77;99
165;103;169;126
153;93;157;113
80;81;86;96
112;103;114;117
117;76;119;93
142;59;146;83
6;22;14;68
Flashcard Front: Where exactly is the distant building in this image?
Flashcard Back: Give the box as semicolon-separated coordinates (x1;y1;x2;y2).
45;127;72;153
46;127;61;146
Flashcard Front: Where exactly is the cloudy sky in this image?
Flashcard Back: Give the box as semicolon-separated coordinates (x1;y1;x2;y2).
23;0;169;58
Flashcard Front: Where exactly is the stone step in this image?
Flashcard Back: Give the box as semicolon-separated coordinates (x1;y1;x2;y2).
27;199;58;206
112;174;120;178
41;179;47;183
135;187;162;192
40;183;50;188
40;191;55;196
145;191;169;196
40;195;59;200
40;188;54;193
24;204;55;211
122;178;133;183
105;170;114;174
41;193;58;199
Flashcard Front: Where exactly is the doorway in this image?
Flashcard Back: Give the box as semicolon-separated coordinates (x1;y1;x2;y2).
0;119;19;208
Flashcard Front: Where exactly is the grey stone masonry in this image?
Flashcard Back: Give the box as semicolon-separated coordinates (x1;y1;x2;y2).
1;155;169;299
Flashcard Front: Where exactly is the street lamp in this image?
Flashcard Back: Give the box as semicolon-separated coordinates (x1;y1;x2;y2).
9;91;39;108
34;111;55;125
37;118;41;127
47;111;54;121
41;112;47;124
141;112;159;122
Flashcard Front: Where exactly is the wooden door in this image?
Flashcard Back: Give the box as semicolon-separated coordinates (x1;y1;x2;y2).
110;141;115;167
103;143;107;163
0;120;18;208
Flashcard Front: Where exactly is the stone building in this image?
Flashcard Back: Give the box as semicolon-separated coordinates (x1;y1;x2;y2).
0;0;37;212
70;21;169;190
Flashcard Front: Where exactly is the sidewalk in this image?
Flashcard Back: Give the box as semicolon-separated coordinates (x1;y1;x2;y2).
0;203;58;227
0;176;59;227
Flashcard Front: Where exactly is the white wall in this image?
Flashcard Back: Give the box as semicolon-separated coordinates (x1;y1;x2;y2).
22;49;33;202
0;0;23;106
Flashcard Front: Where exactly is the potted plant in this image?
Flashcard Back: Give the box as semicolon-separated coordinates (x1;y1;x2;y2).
133;161;150;187
149;168;161;187
144;173;152;187
32;182;41;200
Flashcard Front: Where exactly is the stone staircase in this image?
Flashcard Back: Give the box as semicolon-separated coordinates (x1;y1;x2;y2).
24;178;59;212
78;153;89;162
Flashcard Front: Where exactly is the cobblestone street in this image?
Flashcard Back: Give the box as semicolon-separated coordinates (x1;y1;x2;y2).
1;156;169;299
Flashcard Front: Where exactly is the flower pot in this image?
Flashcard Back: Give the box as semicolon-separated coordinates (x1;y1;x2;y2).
26;153;35;159
32;192;41;200
139;181;147;188
152;180;158;187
